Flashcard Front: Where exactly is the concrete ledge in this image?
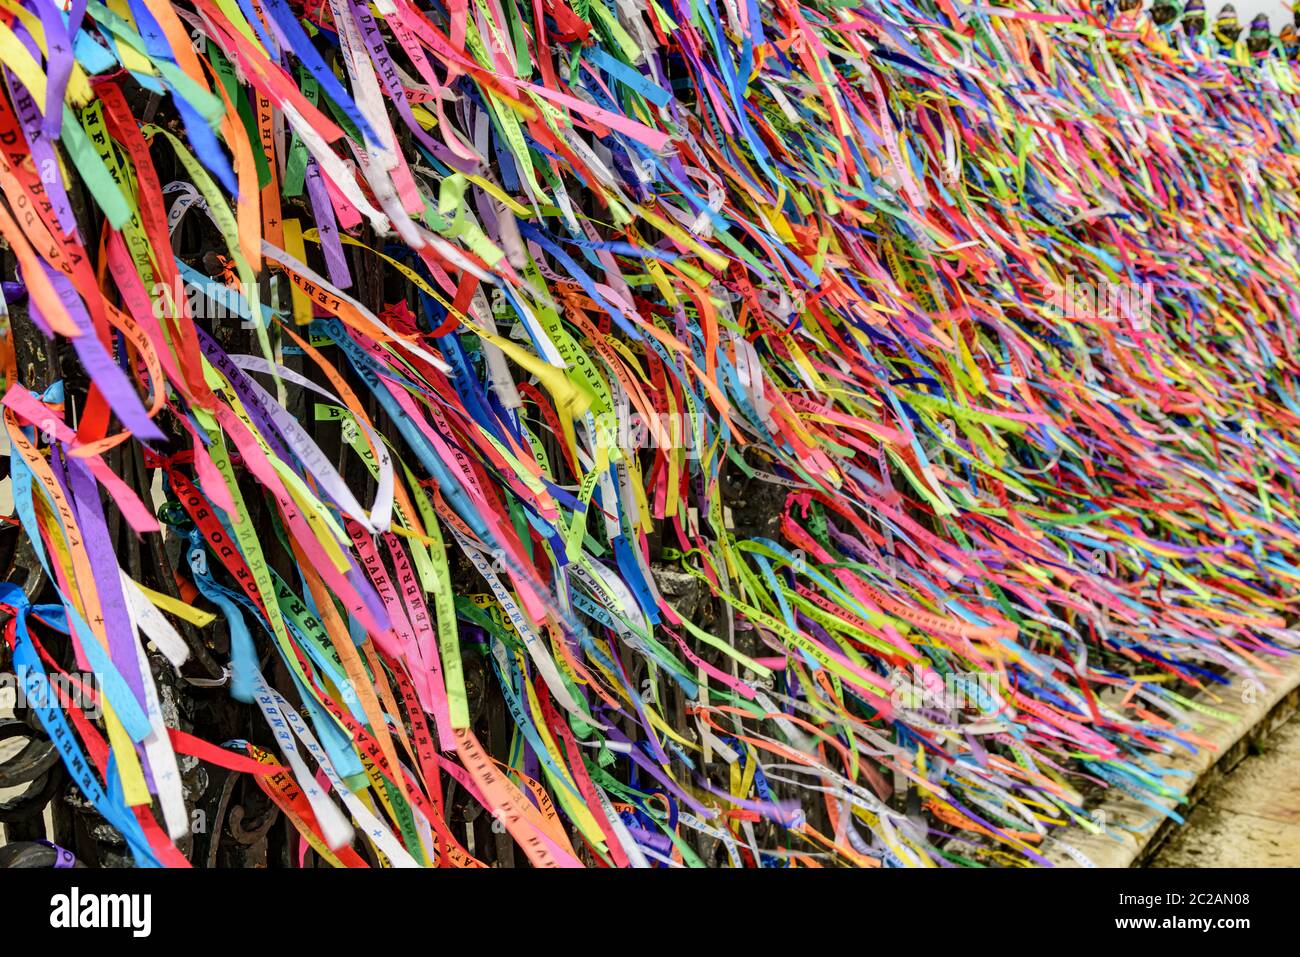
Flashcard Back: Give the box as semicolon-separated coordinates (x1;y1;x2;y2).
1041;653;1300;868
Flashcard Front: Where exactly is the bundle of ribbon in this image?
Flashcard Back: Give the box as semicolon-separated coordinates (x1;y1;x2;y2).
0;0;1297;868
